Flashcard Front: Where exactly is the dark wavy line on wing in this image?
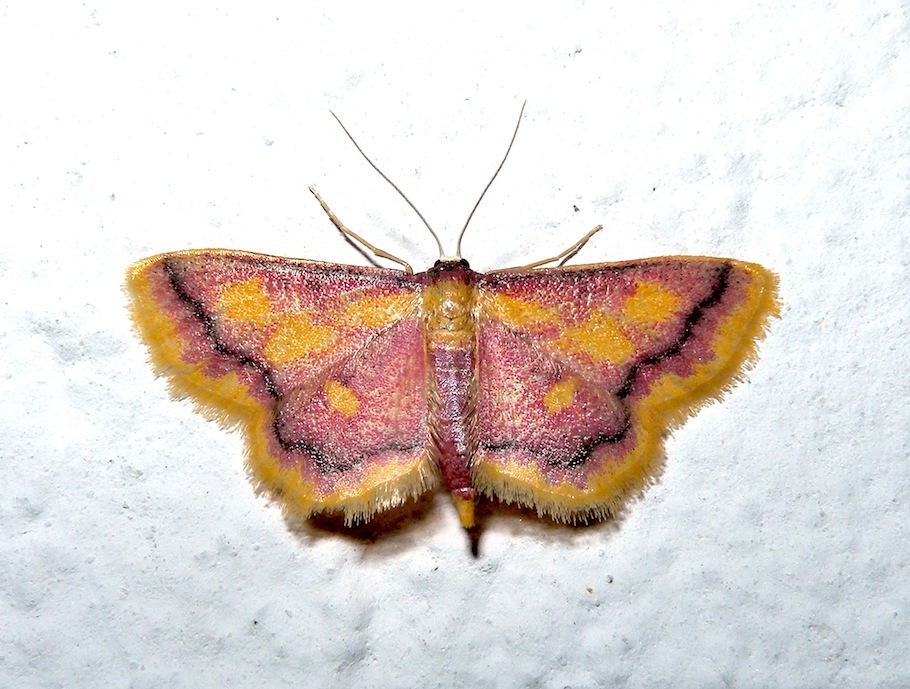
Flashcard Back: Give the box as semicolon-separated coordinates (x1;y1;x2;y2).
616;262;731;399
478;262;733;469
164;258;281;399
271;415;425;474
479;410;633;469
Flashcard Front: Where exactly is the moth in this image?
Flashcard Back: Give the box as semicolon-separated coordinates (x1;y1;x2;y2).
127;106;779;532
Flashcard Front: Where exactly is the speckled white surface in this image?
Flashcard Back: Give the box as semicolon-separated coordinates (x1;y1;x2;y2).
2;2;909;687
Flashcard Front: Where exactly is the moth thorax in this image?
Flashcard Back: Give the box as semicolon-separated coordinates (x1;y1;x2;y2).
423;279;476;349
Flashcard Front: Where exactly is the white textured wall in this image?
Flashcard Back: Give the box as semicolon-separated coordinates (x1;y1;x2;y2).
2;2;908;687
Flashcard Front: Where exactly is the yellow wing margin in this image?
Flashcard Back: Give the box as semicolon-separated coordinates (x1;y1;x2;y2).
126;250;436;525
472;258;780;523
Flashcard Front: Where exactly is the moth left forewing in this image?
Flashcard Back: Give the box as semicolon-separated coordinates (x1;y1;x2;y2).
127;250;439;525
473;257;779;523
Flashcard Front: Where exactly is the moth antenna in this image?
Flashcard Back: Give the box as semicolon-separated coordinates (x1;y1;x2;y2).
330;111;446;259
521;224;604;269
309;186;414;273
455;100;527;259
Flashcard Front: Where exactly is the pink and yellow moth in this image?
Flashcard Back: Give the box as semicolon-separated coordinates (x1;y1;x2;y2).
127;107;779;532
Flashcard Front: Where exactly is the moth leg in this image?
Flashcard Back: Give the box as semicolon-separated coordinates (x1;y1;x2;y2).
308;185;414;274
519;224;604;269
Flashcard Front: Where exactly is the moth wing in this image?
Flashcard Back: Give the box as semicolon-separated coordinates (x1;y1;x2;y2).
127;249;435;524
474;257;779;522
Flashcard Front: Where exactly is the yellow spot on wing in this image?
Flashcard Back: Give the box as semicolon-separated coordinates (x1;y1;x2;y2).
486;293;559;329
323;380;360;416
218;278;273;324
622;281;682;326
543;377;578;413
342;292;415;328
265;312;336;366
556;311;634;365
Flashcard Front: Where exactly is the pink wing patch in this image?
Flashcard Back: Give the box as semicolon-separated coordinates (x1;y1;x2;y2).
474;258;778;521
128;250;435;524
